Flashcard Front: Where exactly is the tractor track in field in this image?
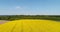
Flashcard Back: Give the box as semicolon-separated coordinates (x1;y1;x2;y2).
11;23;17;32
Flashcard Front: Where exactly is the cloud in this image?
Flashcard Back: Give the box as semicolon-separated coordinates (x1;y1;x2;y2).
16;6;22;10
8;6;26;11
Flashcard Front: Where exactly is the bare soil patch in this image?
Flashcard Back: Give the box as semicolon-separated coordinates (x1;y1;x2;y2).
0;20;10;24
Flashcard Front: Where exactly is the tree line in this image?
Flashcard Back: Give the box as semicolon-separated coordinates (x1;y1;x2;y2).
0;15;60;21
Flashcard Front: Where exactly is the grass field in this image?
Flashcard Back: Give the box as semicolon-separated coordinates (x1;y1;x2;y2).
0;19;60;32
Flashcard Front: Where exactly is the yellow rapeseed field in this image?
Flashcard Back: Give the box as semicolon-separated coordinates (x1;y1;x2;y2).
0;19;60;32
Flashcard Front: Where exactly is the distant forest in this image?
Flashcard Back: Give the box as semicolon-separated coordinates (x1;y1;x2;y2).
0;15;60;21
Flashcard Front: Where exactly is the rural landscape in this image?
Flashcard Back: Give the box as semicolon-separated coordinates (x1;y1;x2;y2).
0;15;60;32
0;0;60;32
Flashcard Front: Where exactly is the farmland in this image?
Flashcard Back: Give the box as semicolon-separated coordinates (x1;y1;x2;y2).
0;15;60;32
0;19;60;32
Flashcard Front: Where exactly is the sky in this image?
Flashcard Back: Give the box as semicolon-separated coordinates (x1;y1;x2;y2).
0;0;60;15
